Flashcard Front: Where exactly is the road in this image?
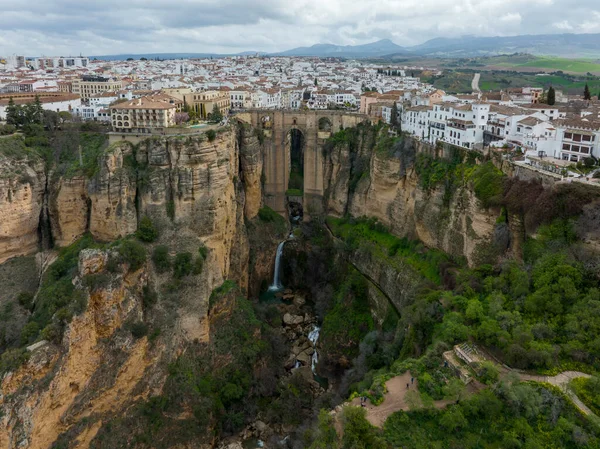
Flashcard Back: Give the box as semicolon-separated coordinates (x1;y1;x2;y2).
471;73;481;93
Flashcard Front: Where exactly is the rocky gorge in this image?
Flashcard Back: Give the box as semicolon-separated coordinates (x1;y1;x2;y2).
2;120;600;449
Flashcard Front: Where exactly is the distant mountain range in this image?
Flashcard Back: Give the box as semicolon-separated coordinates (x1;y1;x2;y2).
273;39;406;58
90;33;600;61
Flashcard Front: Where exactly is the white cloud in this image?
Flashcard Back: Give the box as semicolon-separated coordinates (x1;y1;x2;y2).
500;13;522;23
553;20;573;30
0;0;596;55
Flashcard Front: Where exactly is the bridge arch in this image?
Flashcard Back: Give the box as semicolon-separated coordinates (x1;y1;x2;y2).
244;109;368;219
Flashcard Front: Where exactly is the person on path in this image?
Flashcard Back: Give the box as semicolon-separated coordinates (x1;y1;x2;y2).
411;377;414;385
407;383;409;389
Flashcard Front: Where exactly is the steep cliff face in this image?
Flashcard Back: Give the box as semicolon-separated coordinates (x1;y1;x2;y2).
0;152;46;264
323;136;499;265
1;249;156;449
0;129;255;448
49;176;89;248
237;125;263;220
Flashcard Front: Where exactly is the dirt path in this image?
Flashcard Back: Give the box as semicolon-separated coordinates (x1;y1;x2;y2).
349;372;454;427
517;371;592;415
471;73;481;92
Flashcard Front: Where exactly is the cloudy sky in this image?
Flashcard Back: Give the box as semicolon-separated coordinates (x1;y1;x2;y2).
1;0;599;56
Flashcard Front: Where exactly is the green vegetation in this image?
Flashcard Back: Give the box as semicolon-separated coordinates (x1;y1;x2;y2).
341;407;387;449
136;216;158;242
327;216;450;283
285;188;303;196
172;252;193;279
25;235;99;347
91;282;285;448
152;245;171;273
258;206;286;232
321;269;375;362
420;67;600;94
118;240;147;272
206;129;217;142
571;377;600;416
383;382;598;448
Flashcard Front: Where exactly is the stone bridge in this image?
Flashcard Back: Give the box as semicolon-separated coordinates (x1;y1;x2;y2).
236;109;368;217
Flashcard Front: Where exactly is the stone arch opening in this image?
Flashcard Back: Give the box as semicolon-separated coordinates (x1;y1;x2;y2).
285;128;305;221
318;117;332;132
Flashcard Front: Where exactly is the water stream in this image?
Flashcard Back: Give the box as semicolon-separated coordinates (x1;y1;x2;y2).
308;325;320;374
268;241;285;291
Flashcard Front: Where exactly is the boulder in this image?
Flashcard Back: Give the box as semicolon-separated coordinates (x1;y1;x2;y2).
297;351;312;366
283;313;304;326
294;295;306;306
284;354;297;370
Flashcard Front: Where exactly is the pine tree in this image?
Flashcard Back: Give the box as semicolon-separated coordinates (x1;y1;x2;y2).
390;102;399;128
314;78;318;87
33;95;44;123
584;83;591;100
209;103;223;123
547;86;556;106
5;97;19;127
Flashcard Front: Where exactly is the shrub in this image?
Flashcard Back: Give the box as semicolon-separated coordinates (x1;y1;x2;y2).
41;323;63;343
17;291;34;310
82;272;111;291
152;245;171;273
198;245;208;260
0;348;29;375
127;321;149;339
258;206;281;222
206;129;217;142
173;252;194;279
0;124;17;136
118;240;147;272
142;285;158;310
193;257;204;275
20;321;40;345
136;216;158;242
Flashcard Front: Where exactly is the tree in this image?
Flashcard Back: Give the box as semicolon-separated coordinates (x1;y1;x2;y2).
309;409;339;449
174;112;190;125
209;104;222;123
547;86;556;106
136;216;158;242
126;57;134;61
5;97;20;127
314;77;318;86
584;83;591;100
58;111;72;123
390;102;399;128
43;110;60;132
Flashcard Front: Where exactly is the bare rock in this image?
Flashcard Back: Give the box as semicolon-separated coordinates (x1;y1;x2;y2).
293;295;306;306
78;249;108;276
283;313;304;326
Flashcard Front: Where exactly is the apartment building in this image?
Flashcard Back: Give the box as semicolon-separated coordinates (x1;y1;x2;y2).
110;94;179;133
73;75;123;100
555;119;600;162
183;90;230;119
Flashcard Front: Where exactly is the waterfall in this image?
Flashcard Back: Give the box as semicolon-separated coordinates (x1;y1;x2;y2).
269;241;285;291
308;325;320;374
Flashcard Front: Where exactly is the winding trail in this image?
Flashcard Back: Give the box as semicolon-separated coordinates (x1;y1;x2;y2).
516;370;592;415
344;369;594;428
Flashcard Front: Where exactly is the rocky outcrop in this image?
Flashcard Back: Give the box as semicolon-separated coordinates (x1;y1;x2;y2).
1;249;154;449
49;176;89;247
324;138;499;265
238;124;263;220
88;143;138;242
0;152;46;264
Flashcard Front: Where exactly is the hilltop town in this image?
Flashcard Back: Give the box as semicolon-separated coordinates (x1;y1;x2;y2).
1;54;600;179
